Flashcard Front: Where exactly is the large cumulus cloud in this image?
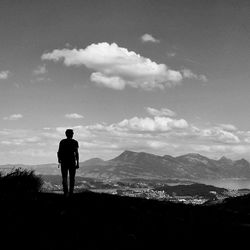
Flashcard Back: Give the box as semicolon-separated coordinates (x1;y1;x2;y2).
41;42;207;90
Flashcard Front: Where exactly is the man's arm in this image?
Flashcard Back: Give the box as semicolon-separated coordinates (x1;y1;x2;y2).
75;149;79;169
75;141;79;169
57;141;61;163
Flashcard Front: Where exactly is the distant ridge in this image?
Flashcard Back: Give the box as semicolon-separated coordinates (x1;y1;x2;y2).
1;150;250;180
81;158;106;166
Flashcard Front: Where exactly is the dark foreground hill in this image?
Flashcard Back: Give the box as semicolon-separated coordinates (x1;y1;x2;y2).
1;190;250;249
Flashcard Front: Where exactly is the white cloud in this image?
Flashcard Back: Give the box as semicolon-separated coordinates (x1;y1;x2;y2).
1;140;22;146
216;130;240;144
90;72;126;90
65;113;84;119
33;65;47;75
146;107;177;117
9;148;55;158
194;127;240;144
117;116;189;132
1;114;250;164
42;42;184;90
218;124;237;131
0;70;10;79
0;136;41;146
190;144;250;157
181;69;208;82
167;52;176;57
146;140;169;149
199;75;208;82
141;33;160;43
3;114;23;121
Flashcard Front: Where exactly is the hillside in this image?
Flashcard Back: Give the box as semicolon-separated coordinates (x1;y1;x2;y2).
1;189;250;249
2;150;250;181
77;150;250;179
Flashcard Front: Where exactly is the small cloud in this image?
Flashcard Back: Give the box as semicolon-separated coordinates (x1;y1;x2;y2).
141;33;160;43
33;65;47;75
3;114;23;121
167;52;176;57
65;42;72;48
218;124;237;131
43;127;51;130
146;107;177;117
31;76;51;83
197;127;240;144
13;82;22;88
199;75;208;82
118;116;188;132
65;113;84;119
181;69;208;82
146;140;169;149
0;70;10;79
91;72;126;90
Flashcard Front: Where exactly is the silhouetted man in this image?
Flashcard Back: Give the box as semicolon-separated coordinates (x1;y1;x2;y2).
58;129;79;197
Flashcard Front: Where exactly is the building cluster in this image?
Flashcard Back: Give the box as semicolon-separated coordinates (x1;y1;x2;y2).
92;187;213;204
42;179;250;205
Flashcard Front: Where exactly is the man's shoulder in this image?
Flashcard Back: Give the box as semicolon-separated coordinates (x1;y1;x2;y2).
59;138;78;146
60;139;67;143
72;139;79;145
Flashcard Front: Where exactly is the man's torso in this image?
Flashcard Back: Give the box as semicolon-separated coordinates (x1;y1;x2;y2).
59;139;78;165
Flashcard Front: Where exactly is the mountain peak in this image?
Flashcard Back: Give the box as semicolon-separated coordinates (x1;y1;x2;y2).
219;156;229;160
84;157;104;163
123;150;136;155
81;157;106;167
176;153;212;165
218;156;233;162
111;150;160;163
111;150;139;162
178;153;207;159
234;158;250;166
120;150;139;157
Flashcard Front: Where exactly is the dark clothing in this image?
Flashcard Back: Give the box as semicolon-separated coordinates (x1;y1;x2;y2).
58;138;79;165
61;164;76;195
58;138;79;196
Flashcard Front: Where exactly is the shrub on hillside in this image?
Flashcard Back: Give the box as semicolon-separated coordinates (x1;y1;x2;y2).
0;168;43;194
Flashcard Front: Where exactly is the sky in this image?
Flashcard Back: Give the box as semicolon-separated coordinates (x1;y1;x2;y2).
0;0;250;164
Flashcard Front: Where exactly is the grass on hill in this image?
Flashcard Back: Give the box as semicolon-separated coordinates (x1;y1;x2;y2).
0;168;43;195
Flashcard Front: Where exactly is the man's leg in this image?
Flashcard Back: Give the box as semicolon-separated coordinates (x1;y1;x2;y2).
69;167;76;195
61;166;68;196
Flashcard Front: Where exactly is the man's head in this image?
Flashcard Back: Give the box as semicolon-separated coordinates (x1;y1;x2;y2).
65;129;74;139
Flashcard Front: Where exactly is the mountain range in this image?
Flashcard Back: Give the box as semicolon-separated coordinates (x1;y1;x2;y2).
1;150;250;180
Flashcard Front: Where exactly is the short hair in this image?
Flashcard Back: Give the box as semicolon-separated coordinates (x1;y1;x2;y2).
65;129;74;137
